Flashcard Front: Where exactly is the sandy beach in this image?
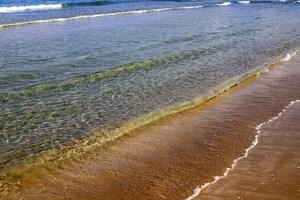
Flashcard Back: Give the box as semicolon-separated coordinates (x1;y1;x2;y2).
5;52;299;199
199;100;300;200
1;1;300;199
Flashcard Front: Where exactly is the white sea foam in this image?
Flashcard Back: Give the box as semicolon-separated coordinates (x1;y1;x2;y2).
282;51;297;62
0;6;203;28
0;4;63;13
283;54;292;62
238;1;251;4
185;99;300;200
256;67;270;76
216;2;232;6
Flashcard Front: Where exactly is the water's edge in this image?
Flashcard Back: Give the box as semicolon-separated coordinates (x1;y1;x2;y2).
185;99;300;200
1;48;299;197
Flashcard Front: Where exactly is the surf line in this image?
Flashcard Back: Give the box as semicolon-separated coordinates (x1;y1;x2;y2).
0;4;63;13
0;6;203;29
185;99;300;200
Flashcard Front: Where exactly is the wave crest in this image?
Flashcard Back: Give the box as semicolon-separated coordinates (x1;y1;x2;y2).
216;2;232;6
0;6;203;28
0;48;209;103
0;4;62;13
237;1;251;4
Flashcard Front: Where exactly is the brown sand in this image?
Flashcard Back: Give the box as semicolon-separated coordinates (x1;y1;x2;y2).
199;101;300;200
6;54;300;200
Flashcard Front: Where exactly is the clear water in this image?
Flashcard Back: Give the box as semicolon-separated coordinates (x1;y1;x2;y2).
0;0;300;179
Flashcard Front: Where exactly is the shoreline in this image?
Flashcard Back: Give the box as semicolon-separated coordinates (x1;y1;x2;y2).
199;104;300;200
186;99;300;200
3;50;300;199
0;6;205;29
1;49;298;194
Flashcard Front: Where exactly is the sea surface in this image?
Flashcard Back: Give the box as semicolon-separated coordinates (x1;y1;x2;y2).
0;0;300;193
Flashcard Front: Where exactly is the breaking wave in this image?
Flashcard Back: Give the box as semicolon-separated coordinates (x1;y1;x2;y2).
216;2;232;6
0;0;203;14
0;1;119;14
1;0;299;28
237;1;250;4
0;5;203;28
0;48;209;103
1;0;299;15
0;4;63;13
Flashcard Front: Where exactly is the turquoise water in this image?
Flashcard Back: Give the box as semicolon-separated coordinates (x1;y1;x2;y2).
0;1;300;178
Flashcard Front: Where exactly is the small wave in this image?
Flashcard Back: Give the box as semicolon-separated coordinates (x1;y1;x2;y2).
63;1;115;7
0;6;203;28
246;0;295;4
63;0;204;8
1;49;298;196
185;99;300;200
184;50;300;200
0;48;209;103
0;0;200;14
216;2;232;6
281;51;297;62
0;4;62;13
237;1;251;4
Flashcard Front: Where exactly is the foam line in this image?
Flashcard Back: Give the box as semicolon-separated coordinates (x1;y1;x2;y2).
0;4;62;13
216;2;232;6
281;51;297;62
0;6;203;28
185;99;300;200
237;1;251;4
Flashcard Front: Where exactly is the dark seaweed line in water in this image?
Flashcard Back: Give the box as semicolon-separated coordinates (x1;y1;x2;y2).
0;48;213;103
1;48;298;198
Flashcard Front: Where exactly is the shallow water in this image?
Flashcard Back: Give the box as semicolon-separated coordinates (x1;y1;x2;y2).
10;51;300;200
0;0;300;186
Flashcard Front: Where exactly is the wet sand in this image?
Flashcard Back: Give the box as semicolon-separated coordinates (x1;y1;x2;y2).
199;101;300;200
7;53;300;200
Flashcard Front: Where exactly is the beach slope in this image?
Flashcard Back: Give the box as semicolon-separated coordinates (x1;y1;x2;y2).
8;54;300;200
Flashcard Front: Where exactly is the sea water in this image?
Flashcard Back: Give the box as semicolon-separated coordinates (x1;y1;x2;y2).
0;0;300;186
